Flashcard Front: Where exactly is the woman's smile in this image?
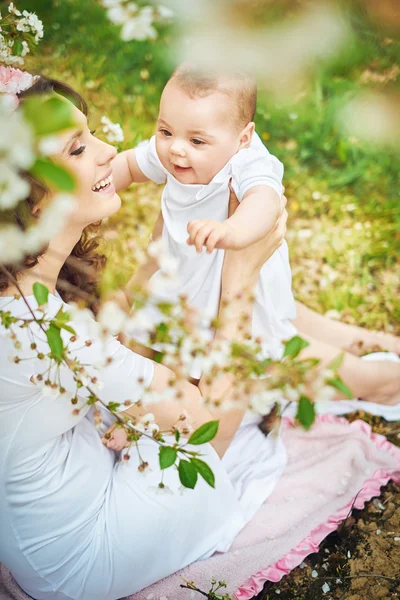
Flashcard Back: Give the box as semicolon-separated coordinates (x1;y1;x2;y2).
91;172;115;194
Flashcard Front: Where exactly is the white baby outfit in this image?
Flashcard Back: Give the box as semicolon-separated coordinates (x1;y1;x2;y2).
135;132;297;377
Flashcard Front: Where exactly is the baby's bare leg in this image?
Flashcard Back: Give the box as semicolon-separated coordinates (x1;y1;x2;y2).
297;331;400;405
294;301;400;356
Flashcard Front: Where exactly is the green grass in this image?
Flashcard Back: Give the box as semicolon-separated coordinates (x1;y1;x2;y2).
18;0;400;332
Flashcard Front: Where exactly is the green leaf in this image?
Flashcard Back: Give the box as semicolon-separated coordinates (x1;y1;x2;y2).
13;40;23;56
296;396;316;430
174;430;180;443
190;458;215;488
153;351;164;364
178;459;198;489
31;158;75;192
328;352;345;371
188;420;219;445
53;308;76;335
159;445;177;470
23;96;76;137
46;324;64;360
283;335;309;359
327;378;353;399
33;282;49;306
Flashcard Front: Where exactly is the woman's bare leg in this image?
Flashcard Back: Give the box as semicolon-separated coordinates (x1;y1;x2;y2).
294;301;400;356
297;331;400;405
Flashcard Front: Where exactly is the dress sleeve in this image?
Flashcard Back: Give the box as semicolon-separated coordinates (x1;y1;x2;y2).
135;135;168;184
61;314;155;411
231;132;284;202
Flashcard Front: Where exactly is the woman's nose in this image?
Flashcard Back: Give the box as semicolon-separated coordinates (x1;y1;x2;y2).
97;138;117;166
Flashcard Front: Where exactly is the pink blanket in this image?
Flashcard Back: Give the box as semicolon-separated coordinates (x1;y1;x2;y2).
1;415;399;600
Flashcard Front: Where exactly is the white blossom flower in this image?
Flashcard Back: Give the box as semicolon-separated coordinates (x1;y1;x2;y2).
147;237;165;259
0;162;30;209
0;106;34;169
126;309;154;336
8;3;22;16
16;10;44;43
147;271;180;297
38;135;64;156
121;10;157;41
100;116;124;143
157;5;174;20
106;5;128;25
159;253;178;276
201;339;231;372
314;385;337;406
67;303;95;323
148;483;174;495
284;385;300;402
97;301;127;335
250;389;282;415
0;225;25;263
23;194;77;254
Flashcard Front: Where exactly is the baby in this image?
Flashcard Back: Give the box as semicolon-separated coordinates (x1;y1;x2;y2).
105;65;296;450
114;64;296;374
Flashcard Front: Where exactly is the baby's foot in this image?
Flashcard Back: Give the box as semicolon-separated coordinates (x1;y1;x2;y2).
102;425;129;451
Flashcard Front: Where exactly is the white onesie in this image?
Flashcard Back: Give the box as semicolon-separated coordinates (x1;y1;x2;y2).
135;132;297;378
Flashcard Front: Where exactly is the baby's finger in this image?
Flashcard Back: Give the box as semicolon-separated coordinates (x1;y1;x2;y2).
187;220;206;245
194;225;213;252
206;229;222;253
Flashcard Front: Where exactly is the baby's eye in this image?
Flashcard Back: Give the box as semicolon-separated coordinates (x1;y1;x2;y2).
191;138;205;146
160;129;172;137
90;129;97;136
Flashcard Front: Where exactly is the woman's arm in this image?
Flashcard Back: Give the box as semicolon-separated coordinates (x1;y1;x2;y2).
122;187;288;457
109;211;164;314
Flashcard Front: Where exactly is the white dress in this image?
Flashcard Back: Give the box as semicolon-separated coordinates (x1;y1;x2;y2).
135;133;297;378
0;294;287;600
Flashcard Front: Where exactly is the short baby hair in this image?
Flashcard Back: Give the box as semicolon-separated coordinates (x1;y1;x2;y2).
169;64;257;131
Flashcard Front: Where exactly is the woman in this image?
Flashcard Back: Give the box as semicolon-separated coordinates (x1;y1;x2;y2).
0;76;291;600
0;77;398;600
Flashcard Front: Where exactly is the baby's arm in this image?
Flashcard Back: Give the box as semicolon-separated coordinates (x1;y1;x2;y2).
187;185;281;253
112;149;150;192
227;185;282;248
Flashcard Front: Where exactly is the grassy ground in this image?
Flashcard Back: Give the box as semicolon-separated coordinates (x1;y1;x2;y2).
19;1;400;598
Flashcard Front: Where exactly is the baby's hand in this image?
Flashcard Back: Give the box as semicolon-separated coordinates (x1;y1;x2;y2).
102;424;129;452
187;219;237;253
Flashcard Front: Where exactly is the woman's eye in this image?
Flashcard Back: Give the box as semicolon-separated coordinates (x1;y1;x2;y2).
70;145;86;156
192;138;205;146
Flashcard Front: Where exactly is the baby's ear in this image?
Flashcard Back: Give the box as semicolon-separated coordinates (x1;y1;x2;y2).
238;122;255;150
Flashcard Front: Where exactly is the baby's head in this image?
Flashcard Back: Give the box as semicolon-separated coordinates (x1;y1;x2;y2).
156;64;257;184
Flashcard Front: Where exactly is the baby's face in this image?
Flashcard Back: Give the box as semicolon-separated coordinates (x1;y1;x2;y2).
156;80;241;185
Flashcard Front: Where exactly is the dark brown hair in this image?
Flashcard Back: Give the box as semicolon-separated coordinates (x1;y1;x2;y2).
0;76;106;313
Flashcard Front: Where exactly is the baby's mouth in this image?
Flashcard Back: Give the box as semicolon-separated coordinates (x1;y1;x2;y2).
92;174;114;192
173;165;192;175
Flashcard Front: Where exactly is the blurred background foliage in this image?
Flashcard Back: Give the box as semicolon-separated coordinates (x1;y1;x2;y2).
13;0;400;333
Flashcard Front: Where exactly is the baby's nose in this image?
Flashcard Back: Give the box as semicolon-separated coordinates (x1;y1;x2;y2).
169;142;186;157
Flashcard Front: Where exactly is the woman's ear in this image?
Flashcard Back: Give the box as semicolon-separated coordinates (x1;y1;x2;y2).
237;122;255;150
31;203;41;218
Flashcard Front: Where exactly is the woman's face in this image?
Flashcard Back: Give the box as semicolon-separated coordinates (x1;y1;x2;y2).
56;100;121;227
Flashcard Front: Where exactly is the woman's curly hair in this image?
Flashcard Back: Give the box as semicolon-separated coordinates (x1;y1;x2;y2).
0;76;107;313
